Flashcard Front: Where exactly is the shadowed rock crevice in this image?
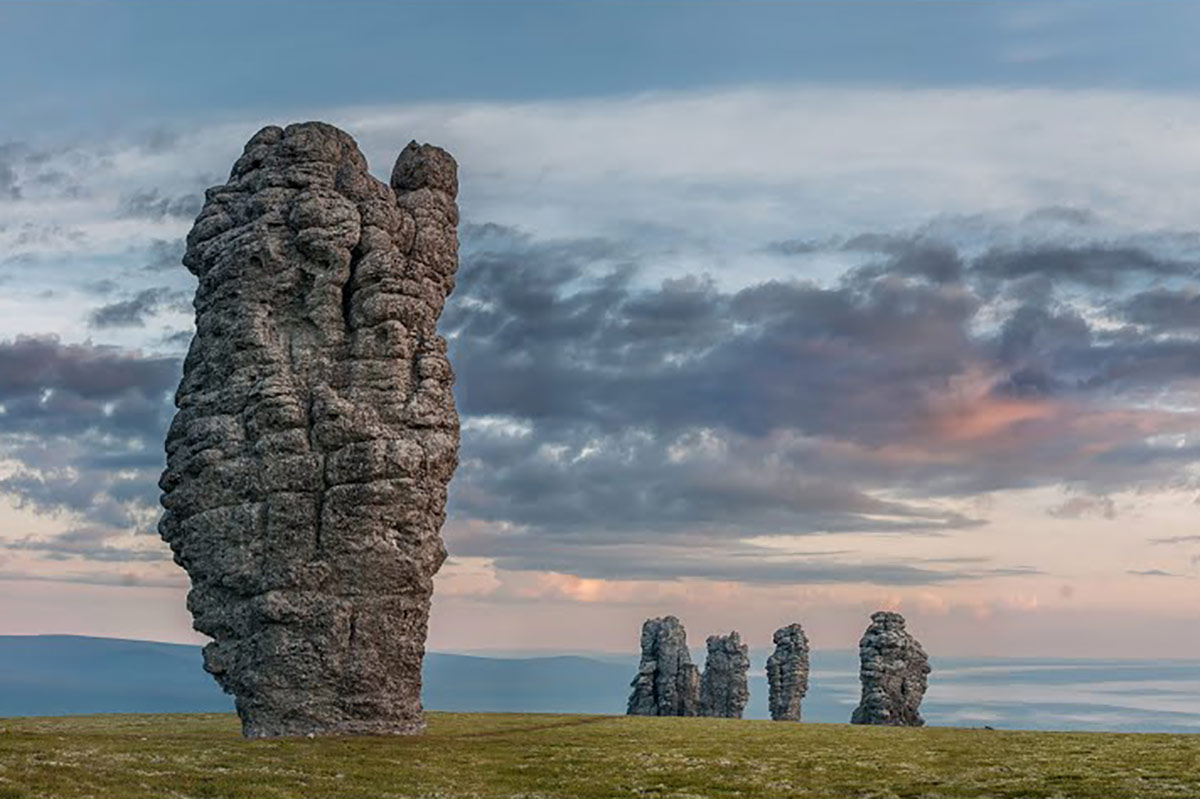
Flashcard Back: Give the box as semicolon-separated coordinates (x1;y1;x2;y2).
159;122;459;738
699;631;749;719
766;623;810;722
627;616;700;716
850;611;930;727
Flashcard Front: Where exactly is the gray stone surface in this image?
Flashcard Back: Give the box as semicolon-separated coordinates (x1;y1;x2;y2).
850;611;930;727
766;623;810;721
699;631;749;719
627;616;700;716
158;122;460;738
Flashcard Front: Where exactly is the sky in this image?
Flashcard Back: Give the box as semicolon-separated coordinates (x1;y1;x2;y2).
2;1;1200;658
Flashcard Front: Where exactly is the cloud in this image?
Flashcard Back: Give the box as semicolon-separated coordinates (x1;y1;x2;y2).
1047;495;1116;520
446;525;1038;586
432;222;1200;583
0;336;179;538
1148;535;1200;545
11;86;1200;590
141;238;185;271
118;188;202;221
2;526;169;563
975;245;1196;288
0;566;184;589
1126;569;1186;578
88;287;189;329
0;144;21;200
1119;288;1200;331
0;335;178;407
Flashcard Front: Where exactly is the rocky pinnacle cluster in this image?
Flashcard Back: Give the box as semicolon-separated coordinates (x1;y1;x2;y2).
766;623;810;722
628;613;929;725
159;122;460;738
850;611;931;727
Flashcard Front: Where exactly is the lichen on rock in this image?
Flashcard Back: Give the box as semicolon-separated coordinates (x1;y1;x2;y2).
158;121;459;738
766;623;810;722
850;611;930;727
627;616;700;717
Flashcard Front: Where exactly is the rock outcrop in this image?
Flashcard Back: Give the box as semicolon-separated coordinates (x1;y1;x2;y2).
850;611;930;727
766;623;810;721
627;616;700;716
699;631;750;718
158;122;460;737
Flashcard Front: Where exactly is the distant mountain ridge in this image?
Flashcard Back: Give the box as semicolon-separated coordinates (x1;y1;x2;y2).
6;635;1200;732
0;635;636;717
0;635;858;721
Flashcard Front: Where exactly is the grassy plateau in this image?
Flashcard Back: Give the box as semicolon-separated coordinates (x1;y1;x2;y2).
1;712;1199;798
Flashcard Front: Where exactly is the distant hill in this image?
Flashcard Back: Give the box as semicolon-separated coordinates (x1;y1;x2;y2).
13;635;1198;732
0;635;858;720
0;635;646;717
0;635;229;716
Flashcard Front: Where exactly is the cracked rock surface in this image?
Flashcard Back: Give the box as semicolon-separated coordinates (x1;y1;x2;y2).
766;623;810;721
699;631;749;719
850;611;930;727
159;121;459;738
627;616;700;717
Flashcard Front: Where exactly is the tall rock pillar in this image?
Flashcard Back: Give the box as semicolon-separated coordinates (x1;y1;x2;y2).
850;611;930;727
159;122;460;737
699;631;750;718
627;616;701;716
766;623;810;721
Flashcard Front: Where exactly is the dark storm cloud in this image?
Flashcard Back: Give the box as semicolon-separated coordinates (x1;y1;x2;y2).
0;335;178;406
974;245;1196;287
12;221;1200;587
446;240;980;445
1118;288;1200;331
435;224;1200;582
0;336;179;541
88;287;190;329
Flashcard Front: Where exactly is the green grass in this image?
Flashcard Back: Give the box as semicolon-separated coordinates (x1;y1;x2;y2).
1;712;1199;798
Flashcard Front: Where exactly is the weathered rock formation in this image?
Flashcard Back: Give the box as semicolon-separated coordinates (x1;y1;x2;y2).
699;631;750;718
627;616;700;716
766;623;810;721
158;122;460;737
850;611;930;726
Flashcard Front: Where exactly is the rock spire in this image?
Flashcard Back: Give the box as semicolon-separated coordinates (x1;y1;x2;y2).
627;616;701;716
766;623;810;721
850;611;930;726
159;122;460;737
699;631;750;718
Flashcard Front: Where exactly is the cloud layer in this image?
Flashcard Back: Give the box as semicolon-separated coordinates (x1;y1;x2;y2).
2;85;1200;606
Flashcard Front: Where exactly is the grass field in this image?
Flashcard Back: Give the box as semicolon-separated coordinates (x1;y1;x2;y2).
1;712;1199;798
